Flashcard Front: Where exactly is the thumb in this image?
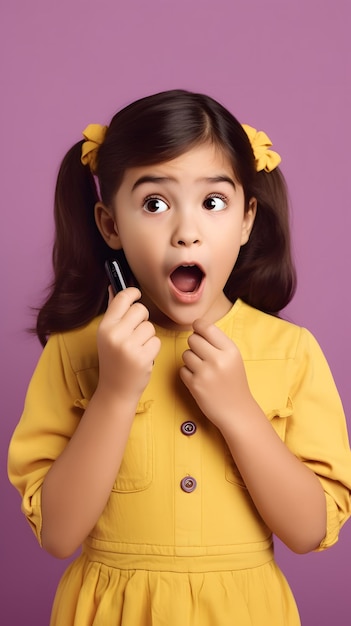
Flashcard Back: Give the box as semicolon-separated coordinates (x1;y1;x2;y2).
107;285;115;306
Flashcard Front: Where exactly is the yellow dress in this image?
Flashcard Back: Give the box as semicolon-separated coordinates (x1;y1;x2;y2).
8;300;351;626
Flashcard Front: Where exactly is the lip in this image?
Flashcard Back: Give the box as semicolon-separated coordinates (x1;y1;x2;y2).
168;261;206;304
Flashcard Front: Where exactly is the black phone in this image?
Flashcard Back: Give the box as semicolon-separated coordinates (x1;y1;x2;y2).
105;259;129;295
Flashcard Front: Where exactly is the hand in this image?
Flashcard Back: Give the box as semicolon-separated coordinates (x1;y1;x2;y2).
180;318;254;430
97;287;161;401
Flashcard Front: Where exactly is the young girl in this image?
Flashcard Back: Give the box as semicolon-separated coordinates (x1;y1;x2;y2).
8;89;351;625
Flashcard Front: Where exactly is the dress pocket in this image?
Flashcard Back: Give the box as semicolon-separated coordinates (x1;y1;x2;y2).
225;398;293;488
112;400;153;493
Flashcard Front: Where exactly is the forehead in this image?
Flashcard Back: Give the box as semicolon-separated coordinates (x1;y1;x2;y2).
121;142;238;187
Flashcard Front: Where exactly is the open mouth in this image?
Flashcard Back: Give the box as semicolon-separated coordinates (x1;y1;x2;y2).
170;264;204;293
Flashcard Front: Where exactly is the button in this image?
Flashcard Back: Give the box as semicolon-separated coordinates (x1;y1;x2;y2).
180;476;197;493
180;421;197;436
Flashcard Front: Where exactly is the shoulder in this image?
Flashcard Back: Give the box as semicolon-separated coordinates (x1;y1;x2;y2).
46;316;102;373
233;300;312;361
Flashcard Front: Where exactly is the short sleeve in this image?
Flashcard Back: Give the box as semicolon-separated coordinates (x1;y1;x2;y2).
286;327;351;550
7;333;85;544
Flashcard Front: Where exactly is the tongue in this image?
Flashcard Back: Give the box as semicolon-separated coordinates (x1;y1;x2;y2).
171;267;202;293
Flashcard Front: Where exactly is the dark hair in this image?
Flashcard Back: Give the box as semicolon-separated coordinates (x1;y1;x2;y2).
35;89;296;346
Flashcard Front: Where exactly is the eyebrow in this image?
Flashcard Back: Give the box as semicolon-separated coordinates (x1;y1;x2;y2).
131;174;236;191
202;176;236;189
132;176;172;191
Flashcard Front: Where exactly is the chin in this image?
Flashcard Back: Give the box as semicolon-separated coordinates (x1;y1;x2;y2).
151;307;198;331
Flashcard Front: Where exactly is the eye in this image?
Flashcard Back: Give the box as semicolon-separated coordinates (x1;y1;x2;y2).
143;196;169;213
203;194;227;211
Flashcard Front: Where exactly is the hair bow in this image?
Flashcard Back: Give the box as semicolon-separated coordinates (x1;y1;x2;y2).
242;124;281;172
81;124;108;174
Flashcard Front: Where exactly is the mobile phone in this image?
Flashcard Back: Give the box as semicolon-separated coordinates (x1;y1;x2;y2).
105;259;128;295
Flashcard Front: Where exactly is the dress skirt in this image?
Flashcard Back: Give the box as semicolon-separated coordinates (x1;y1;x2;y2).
50;541;300;626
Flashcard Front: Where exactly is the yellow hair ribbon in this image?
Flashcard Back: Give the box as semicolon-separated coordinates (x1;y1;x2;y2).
242;124;281;172
81;124;108;174
80;122;280;174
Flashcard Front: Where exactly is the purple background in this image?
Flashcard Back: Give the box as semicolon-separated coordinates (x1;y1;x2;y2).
1;1;350;624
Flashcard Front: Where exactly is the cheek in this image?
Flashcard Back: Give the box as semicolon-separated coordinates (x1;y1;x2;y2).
123;240;159;276
215;226;244;268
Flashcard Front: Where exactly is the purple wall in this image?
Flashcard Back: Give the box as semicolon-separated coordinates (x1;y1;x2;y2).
1;1;350;624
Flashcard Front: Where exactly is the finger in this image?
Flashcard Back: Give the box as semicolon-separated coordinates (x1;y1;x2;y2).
107;287;142;320
107;285;114;306
129;334;161;373
182;348;203;373
131;319;157;347
186;332;212;361
192;318;230;350
122;301;150;329
105;290;146;331
179;364;193;389
142;335;161;363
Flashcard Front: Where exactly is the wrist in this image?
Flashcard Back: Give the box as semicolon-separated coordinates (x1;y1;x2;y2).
217;397;266;443
92;382;141;418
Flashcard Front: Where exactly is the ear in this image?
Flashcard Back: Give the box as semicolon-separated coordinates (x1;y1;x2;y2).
94;202;122;250
241;197;257;245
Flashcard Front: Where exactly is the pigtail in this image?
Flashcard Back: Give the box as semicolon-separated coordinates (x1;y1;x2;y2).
225;167;297;314
35;141;111;345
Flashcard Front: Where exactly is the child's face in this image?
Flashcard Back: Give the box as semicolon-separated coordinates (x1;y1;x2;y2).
109;143;255;329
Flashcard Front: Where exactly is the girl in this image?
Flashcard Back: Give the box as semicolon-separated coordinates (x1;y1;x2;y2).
8;89;351;625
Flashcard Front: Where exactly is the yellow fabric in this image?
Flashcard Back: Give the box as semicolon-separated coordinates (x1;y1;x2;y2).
80;124;108;174
242;124;281;172
8;300;351;625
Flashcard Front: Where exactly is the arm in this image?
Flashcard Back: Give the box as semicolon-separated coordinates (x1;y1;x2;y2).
41;288;160;559
180;318;326;554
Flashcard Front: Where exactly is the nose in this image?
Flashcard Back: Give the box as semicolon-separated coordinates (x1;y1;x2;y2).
171;211;202;247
